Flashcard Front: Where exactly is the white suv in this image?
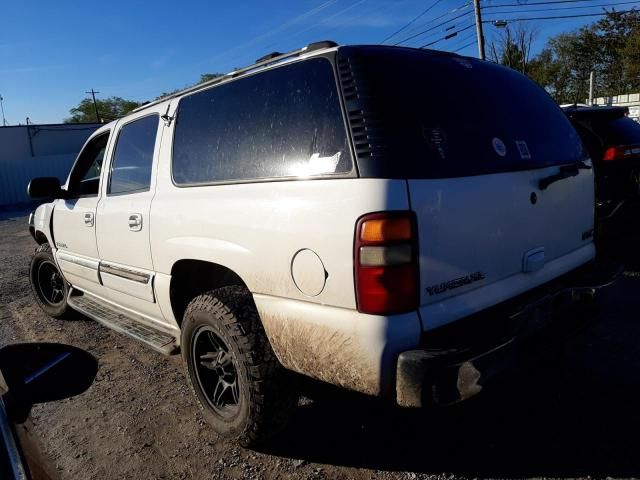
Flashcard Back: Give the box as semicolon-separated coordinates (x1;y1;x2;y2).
26;42;612;446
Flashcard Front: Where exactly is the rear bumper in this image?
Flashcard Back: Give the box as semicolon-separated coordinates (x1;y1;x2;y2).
396;261;621;407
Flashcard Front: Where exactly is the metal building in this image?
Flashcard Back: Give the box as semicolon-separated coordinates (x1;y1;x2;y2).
0;123;100;207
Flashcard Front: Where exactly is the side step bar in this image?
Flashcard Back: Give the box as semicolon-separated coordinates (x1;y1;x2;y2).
68;291;179;355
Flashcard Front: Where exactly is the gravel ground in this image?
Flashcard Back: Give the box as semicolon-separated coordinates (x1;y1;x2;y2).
1;206;640;479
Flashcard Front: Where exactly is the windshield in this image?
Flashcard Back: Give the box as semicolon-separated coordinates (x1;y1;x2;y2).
340;46;585;179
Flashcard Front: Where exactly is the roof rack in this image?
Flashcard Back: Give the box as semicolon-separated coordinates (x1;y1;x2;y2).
131;40;338;114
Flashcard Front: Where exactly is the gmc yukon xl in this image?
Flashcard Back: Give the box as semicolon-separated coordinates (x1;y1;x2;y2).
27;42;614;446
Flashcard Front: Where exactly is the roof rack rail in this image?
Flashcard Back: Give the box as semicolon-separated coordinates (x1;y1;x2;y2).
131;40;339;114
306;40;338;51
255;51;283;63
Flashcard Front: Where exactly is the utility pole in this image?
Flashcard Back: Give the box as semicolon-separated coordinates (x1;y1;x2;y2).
473;0;486;60
86;89;101;123
0;94;7;126
588;71;595;106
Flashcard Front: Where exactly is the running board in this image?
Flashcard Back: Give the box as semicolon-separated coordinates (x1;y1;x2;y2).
68;292;179;355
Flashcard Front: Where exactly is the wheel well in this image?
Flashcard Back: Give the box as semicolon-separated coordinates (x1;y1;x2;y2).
170;260;248;327
31;229;47;245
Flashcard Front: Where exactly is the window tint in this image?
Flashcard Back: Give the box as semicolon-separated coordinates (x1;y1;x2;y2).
109;115;158;194
172;58;352;184
68;132;110;197
339;47;584;179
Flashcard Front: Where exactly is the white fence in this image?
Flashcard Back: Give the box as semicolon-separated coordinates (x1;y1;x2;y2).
591;93;640;123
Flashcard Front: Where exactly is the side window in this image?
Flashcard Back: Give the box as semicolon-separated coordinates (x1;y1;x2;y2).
108;115;159;195
172;57;352;185
67;132;110;197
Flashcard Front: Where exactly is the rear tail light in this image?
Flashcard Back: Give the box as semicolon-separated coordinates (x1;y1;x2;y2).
354;212;419;315
603;144;640;161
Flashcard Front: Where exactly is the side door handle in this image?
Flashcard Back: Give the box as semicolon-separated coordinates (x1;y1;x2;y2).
128;213;143;232
84;212;94;227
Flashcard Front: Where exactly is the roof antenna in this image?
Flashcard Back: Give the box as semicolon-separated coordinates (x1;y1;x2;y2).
0;94;8;126
161;103;174;126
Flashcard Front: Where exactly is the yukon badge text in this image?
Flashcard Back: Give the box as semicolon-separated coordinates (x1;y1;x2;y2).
426;272;486;296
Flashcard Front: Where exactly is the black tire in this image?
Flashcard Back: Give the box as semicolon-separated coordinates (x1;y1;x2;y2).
29;243;70;318
181;286;296;447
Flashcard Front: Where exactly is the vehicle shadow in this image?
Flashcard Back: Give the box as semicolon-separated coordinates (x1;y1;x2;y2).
267;322;640;477
264;230;640;477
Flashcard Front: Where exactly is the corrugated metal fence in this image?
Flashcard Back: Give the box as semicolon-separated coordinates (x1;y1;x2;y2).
0;123;100;206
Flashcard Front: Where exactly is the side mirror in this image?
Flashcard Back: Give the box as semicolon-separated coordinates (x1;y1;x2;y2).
27;177;63;199
0;343;97;423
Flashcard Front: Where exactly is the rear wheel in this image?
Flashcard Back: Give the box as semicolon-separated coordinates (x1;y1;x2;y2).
29;243;70;318
181;286;296;447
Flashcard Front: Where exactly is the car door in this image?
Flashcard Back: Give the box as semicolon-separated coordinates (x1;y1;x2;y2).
53;128;112;297
96;108;165;323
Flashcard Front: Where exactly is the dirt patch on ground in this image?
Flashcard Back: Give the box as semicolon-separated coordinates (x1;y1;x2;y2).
3;207;640;479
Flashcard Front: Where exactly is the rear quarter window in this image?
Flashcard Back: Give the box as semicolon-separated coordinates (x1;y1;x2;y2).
172;57;352;185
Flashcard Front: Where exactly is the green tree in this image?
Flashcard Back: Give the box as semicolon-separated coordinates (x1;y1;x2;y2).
65;96;143;123
525;9;640;103
199;73;223;83
623;32;640;86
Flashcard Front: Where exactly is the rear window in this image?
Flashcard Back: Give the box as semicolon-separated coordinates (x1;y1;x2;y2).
593;115;640;145
172;57;352;185
340;47;584;179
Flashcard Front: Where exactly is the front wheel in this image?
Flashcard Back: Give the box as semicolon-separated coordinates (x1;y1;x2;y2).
181;286;297;447
29;243;70;318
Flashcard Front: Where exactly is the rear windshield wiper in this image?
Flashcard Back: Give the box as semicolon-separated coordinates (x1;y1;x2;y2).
538;161;592;191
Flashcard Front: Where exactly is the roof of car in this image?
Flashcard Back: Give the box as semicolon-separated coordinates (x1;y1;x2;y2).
562;104;629;118
131;41;472;116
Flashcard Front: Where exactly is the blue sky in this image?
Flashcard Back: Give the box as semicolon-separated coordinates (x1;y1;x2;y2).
0;0;633;124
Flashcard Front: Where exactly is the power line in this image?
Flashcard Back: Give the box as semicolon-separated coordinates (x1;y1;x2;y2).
394;9;472;45
483;7;639;22
446;31;477;49
400;20;470;47
382;0;443;43
484;0;640;14
420;23;476;48
394;2;471;40
484;0;603;7
453;39;478;53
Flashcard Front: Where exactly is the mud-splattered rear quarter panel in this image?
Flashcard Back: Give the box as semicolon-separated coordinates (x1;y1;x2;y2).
253;294;422;397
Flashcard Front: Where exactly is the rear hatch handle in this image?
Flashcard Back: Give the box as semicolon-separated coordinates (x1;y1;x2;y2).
538;161;592;191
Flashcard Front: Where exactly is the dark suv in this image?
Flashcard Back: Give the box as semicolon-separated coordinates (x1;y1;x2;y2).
563;105;640;223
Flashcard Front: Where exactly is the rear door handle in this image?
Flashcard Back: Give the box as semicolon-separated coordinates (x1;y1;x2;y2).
128;213;142;232
84;212;94;227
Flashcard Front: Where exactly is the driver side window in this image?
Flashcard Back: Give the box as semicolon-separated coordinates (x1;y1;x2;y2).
67;132;110;198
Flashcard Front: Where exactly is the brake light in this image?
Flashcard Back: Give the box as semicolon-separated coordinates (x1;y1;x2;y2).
354;212;419;315
603;144;640;161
